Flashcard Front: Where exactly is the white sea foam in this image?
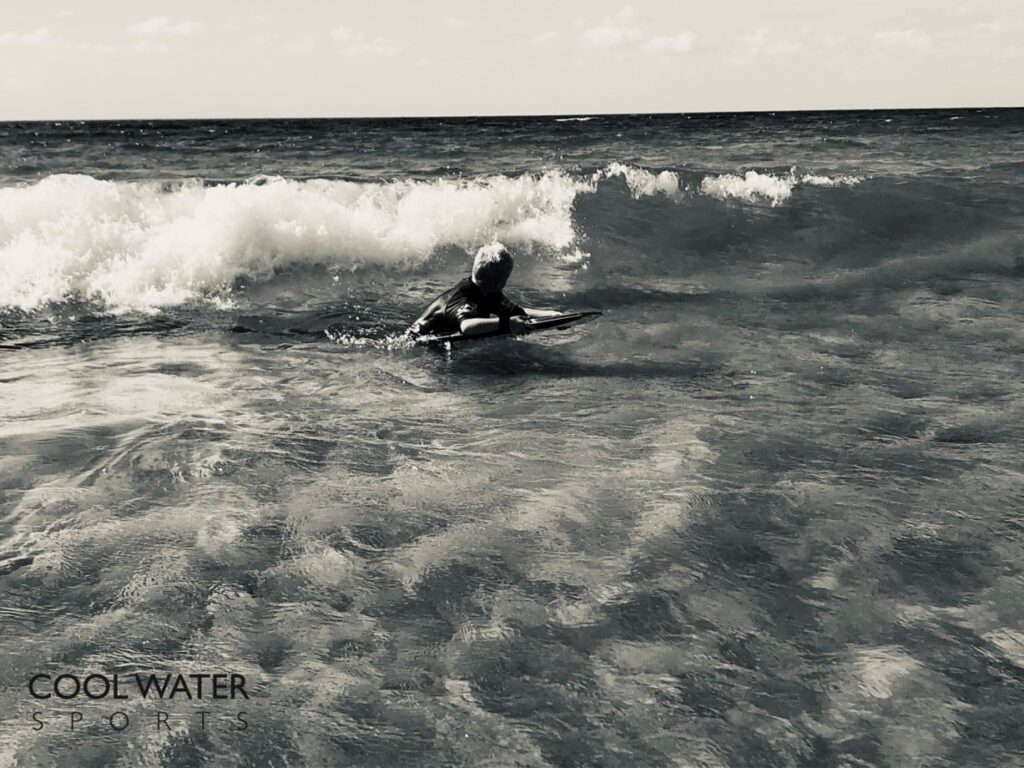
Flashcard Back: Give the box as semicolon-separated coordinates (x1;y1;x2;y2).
800;172;863;187
700;170;795;206
0;172;592;312
558;247;591;268
0;165;862;311
700;168;862;206
598;163;681;199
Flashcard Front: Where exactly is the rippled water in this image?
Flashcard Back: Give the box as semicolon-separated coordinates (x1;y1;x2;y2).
2;111;1024;766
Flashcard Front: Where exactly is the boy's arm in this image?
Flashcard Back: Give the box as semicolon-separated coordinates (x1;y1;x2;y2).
406;302;438;337
457;307;564;334
522;307;563;319
459;315;530;335
499;293;562;321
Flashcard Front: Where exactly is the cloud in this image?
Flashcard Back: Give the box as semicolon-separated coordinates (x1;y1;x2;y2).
0;27;66;47
582;6;641;47
581;8;695;55
349;38;401;57
532;30;559;46
873;29;932;52
132;40;169;54
128;17;202;37
727;29;801;64
646;33;696;53
0;30;118;55
78;42;116;55
331;26;355;42
331;26;401;57
583;25;642;47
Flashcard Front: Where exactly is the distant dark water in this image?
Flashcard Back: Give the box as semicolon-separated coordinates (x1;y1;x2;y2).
2;110;1022;184
2;111;1024;767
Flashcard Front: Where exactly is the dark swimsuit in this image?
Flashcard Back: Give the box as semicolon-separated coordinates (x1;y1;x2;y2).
409;278;527;337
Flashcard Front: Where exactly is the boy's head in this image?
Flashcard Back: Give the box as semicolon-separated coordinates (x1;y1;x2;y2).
471;244;514;295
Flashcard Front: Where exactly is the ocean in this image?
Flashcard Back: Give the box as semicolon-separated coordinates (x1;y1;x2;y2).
1;110;1023;766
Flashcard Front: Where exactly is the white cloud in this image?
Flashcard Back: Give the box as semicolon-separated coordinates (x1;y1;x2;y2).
331;26;355;42
532;31;559;46
727;29;802;64
646;33;696;53
583;25;641;47
0;27;66;47
443;17;472;31
331;26;400;57
873;29;932;52
582;6;641;47
75;41;116;55
349;38;401;57
0;30;119;55
132;39;169;54
128;17;202;37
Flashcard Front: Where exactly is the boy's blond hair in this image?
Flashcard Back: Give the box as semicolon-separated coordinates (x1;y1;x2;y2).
471;244;514;293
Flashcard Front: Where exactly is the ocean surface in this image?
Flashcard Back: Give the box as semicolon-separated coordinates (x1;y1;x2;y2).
1;110;1023;767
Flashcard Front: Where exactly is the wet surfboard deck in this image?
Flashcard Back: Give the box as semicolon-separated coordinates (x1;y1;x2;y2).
414;311;602;346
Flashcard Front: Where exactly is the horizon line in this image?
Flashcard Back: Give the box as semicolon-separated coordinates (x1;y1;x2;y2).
1;104;1021;124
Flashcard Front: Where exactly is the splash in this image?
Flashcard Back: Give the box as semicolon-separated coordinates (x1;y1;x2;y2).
0;172;591;312
800;172;863;187
598;163;681;199
700;168;862;206
0;165;865;312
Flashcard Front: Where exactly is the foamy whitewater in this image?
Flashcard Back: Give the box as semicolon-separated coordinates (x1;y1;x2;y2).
2;111;1024;767
0;164;861;312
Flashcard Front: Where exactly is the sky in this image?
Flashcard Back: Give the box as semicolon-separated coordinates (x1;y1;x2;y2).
0;0;1021;119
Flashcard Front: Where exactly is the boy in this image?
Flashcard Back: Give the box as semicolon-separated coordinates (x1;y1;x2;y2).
407;244;560;338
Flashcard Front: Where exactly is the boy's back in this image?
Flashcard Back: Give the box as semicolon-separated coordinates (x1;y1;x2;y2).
409;277;525;337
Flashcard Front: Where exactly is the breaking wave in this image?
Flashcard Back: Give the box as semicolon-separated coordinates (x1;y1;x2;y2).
0;172;590;312
598;163;681;199
1;165;864;312
700;169;862;206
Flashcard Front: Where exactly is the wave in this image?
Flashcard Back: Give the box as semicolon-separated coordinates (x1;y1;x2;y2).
700;169;862;206
597;165;861;204
0;172;590;312
597;163;681;199
1;165;866;312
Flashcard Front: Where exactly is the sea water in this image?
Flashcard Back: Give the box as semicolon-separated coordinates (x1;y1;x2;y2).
1;111;1024;766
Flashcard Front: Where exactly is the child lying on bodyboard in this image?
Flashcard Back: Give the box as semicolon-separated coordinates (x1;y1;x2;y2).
406;244;563;340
